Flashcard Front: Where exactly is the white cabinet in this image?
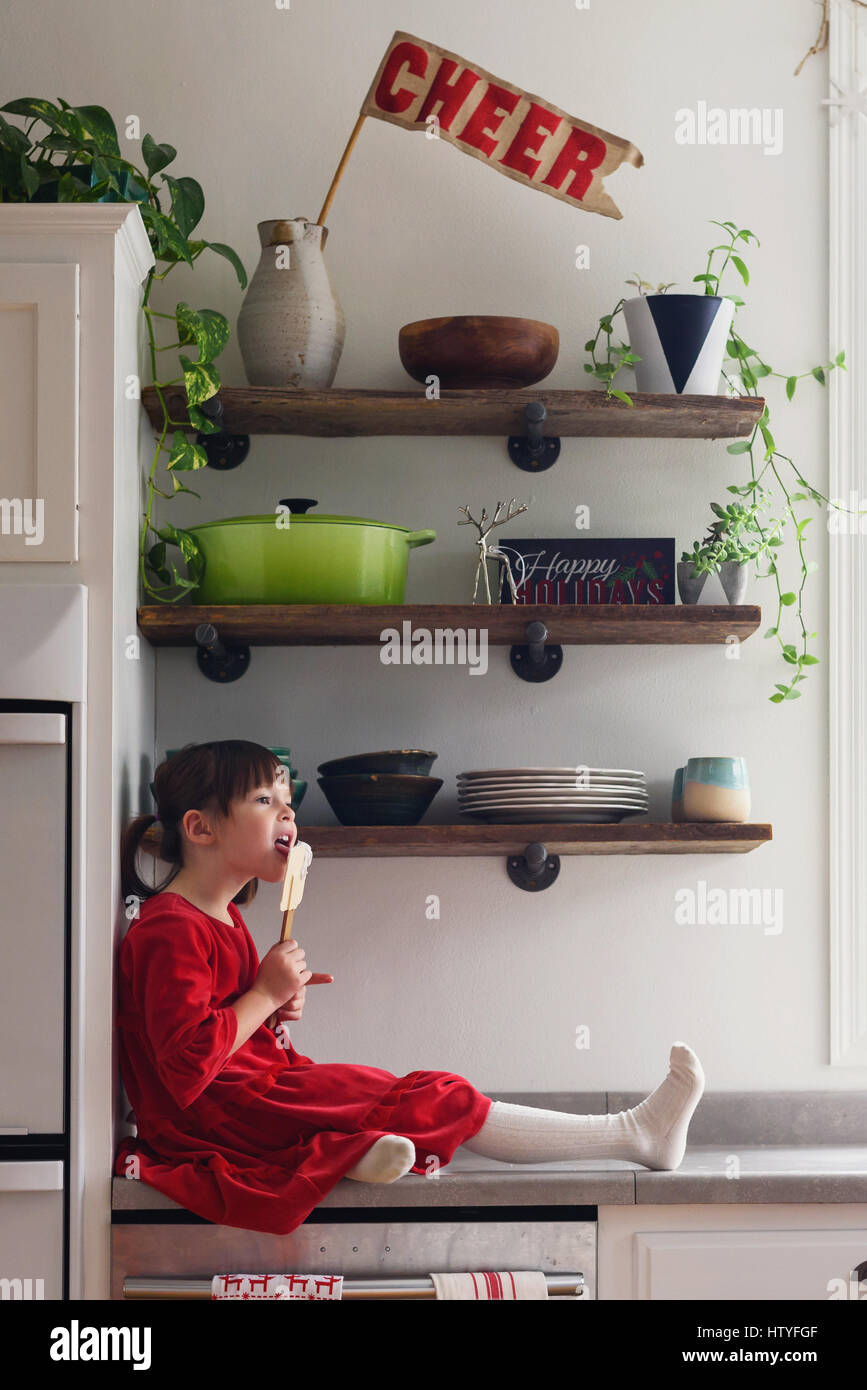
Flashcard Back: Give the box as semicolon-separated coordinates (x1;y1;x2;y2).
634;1229;867;1300
0;1162;64;1300
0;263;79;562
0;712;68;1134
599;1204;867;1300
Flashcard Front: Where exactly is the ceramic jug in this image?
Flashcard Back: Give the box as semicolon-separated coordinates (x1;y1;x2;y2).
236;218;345;388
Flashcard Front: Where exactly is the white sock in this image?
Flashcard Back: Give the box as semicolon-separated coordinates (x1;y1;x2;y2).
344;1134;416;1183
463;1043;705;1171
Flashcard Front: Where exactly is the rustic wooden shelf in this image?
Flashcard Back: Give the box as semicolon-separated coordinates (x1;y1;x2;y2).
136;602;762;647
137;821;772;858
141;386;765;440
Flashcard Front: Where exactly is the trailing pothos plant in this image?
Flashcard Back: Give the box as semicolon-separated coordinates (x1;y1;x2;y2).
583;220;849;704
0;97;247;603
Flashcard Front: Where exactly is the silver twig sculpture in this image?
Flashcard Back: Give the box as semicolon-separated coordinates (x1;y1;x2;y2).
457;498;529;603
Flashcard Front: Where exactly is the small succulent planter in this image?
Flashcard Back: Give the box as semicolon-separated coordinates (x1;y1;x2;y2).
677;561;709;604
718;559;749;604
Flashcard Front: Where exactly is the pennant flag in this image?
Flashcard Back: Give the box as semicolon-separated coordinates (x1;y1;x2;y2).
360;31;643;220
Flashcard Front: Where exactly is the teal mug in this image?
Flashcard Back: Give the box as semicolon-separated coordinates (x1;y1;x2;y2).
671;767;686;823
683;757;750;822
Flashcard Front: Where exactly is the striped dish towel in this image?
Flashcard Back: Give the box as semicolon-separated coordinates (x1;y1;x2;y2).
211;1274;343;1300
430;1271;548;1300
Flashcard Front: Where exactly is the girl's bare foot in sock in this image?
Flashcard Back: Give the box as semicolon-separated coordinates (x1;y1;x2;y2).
344;1134;416;1183
623;1042;705;1170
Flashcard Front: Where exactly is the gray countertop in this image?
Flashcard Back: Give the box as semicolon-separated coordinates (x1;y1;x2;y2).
112;1144;867;1214
112;1092;867;1214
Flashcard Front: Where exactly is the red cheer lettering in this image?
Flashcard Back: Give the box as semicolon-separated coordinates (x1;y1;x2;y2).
417;57;481;131
542;125;607;202
374;40;429;114
458;82;520;158
501;102;563;178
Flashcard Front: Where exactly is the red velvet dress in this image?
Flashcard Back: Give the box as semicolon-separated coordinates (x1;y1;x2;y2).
114;892;492;1234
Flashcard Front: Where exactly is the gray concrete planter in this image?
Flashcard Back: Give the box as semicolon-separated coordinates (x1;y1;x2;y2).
677;561;709;603
719;560;749;604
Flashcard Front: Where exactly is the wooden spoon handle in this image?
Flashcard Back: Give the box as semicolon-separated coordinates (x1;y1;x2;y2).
266;906;297;1029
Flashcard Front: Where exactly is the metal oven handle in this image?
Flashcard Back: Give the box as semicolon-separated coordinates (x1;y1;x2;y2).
124;1272;585;1300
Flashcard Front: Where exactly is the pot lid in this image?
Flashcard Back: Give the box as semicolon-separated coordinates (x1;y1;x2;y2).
188;511;417;532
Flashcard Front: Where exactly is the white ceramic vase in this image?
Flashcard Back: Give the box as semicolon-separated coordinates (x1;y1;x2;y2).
236;218;345;388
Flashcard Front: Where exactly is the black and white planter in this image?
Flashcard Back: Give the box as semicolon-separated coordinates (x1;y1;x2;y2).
622;293;735;395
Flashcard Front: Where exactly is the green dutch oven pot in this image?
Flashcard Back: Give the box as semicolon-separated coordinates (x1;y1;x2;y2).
186;498;436;605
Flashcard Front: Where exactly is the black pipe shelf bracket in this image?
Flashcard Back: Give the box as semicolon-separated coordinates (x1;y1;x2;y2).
194;623;251;682
507;401;561;472
507;841;561;892
195;394;251;470
510;620;563;682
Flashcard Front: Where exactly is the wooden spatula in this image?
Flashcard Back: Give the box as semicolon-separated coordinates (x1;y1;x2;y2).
266;840;313;1030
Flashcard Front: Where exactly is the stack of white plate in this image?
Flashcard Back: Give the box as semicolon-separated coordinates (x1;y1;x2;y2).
457;767;648;823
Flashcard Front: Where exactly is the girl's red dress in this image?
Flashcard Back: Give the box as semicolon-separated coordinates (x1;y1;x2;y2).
114;891;493;1235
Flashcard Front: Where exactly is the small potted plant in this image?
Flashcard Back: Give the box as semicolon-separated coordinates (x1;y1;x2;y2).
622;263;736;396
678;492;780;604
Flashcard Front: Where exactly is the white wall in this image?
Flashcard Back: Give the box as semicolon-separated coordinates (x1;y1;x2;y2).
2;0;850;1093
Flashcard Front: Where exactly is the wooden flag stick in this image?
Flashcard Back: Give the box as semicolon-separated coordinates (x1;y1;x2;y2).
316;113;366;227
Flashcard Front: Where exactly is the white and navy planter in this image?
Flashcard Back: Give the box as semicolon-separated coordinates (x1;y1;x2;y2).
622;293;735;395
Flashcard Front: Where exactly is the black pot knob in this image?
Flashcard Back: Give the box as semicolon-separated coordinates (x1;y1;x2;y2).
278;498;318;514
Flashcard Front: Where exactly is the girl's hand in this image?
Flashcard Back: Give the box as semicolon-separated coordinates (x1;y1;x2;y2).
274;973;334;1022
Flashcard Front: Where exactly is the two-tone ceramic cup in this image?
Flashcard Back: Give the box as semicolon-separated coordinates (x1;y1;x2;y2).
671;767;686;822
682;757;750;822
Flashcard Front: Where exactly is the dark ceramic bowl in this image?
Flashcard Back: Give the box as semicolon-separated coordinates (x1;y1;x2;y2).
318;749;438;778
318;773;443;826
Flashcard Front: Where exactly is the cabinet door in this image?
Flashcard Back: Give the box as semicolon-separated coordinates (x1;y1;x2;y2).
0;1161;64;1300
635;1229;867;1300
0;713;67;1133
0;263;79;561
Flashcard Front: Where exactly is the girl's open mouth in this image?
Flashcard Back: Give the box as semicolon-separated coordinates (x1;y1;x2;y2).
274;833;294;858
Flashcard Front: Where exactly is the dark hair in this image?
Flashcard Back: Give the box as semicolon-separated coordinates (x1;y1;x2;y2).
121;740;289;910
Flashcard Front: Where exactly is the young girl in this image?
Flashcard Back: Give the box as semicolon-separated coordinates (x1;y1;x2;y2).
117;740;706;1236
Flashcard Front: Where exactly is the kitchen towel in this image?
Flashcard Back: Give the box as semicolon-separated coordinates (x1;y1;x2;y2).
430;1270;548;1300
211;1273;343;1300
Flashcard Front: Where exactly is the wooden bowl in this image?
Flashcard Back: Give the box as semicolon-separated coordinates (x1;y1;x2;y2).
398;316;559;389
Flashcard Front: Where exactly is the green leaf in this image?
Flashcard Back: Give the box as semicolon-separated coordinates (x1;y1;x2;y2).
642;559;658;580
185;402;222;435
178;354;220;406
760;424;775;456
805;560;818;573
786;375;797;400
167;429;209;471
785;688;802;699
812;366;826;385
752;363;772;377
764;626;778;637
141;133;176;177
175;302;230;362
161;173;205;238
723;294;746;307
18;155;39;197
584;339;596;352
835;350;846;366
780;592;797;606
200;240;248;289
801;654;820;665
1;97;65;129
769;693;785;703
608;388;634;406
71;104;120;155
138;202;193;265
692;273;716;285
583;363;595;374
727;440;752;454
731;255;749;284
